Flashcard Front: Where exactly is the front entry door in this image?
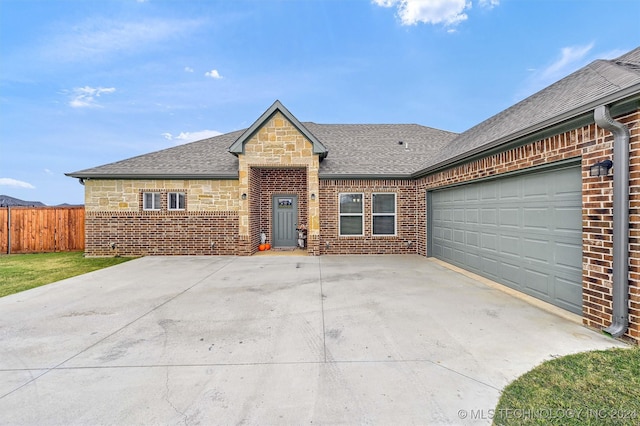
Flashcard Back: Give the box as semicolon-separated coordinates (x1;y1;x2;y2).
272;195;298;248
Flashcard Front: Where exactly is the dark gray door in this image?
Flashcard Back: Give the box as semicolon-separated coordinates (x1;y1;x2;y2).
273;195;298;247
429;165;582;314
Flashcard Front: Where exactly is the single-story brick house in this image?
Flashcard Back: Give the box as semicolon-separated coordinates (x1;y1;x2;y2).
68;47;640;343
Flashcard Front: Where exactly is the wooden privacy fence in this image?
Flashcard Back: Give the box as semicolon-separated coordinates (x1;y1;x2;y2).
0;207;85;254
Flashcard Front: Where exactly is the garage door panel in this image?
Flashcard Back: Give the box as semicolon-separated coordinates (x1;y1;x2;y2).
482;257;499;278
523;173;550;199
481;182;498;200
430;165;582;314
555;241;582;272
524;268;550;297
523;207;550;230
465;186;479;201
482;232;498;252
554;168;583;196
466;231;479;248
433;227;443;239
500;179;520;199
555;206;582;232
455;248;469;265
500;235;520;257
441;246;453;261
442;208;453;222
500;208;520;228
465;252;481;270
453;208;465;223
523;237;550;263
553;277;582;311
481;208;498;226
466;209;479;224
501;261;521;287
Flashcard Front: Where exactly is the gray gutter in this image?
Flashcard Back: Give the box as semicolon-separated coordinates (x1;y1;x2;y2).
594;105;630;338
64;173;239;180
319;173;414;180
413;85;640;179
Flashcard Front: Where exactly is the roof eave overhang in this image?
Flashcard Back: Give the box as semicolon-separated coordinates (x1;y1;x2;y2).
65;173;239;180
413;85;640;179
319;173;414;180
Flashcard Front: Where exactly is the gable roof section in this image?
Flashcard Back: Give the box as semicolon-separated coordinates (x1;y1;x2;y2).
417;47;640;175
227;100;328;158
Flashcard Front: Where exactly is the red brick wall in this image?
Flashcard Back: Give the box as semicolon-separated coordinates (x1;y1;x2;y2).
241;167;262;256
258;168;308;248
318;179;417;255
85;211;238;256
416;110;639;344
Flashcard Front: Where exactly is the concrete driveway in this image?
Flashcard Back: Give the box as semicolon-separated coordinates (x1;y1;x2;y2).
0;255;625;425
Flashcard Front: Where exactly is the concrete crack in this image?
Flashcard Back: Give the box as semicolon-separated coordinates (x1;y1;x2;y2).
164;367;188;425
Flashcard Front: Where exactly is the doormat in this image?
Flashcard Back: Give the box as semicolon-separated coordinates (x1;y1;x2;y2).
271;247;296;251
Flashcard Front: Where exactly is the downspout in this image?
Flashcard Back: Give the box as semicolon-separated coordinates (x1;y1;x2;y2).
594;105;630;338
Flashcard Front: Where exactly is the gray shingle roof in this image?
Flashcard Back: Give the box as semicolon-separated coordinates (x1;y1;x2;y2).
66;123;456;179
307;123;456;177
418;47;640;174
67;48;640;180
67;130;243;179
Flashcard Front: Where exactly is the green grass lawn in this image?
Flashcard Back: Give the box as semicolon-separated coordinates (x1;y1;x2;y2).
494;347;640;425
0;252;134;297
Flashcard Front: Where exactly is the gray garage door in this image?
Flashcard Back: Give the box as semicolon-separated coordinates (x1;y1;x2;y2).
429;165;582;314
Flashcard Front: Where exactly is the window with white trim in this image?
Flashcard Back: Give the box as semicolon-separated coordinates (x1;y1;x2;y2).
372;193;396;235
168;192;186;211
142;192;161;211
339;193;364;236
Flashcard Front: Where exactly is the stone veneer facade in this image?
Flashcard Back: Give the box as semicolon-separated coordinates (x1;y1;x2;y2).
82;109;639;344
236;112;320;255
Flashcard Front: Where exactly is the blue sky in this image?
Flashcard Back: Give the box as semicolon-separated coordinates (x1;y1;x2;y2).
1;0;639;205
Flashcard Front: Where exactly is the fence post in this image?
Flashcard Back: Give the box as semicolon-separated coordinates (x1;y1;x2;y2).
7;206;11;255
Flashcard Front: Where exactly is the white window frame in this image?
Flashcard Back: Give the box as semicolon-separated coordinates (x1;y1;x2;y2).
168;192;186;211
142;192;161;211
372;193;397;236
338;193;364;236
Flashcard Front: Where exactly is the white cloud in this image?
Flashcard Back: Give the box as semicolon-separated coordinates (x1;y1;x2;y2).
478;0;499;8
162;130;223;144
44;18;203;62
516;43;596;101
184;66;194;73
0;178;35;189
205;69;223;79
538;43;594;82
68;86;116;108
373;0;473;26
43;169;54;176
